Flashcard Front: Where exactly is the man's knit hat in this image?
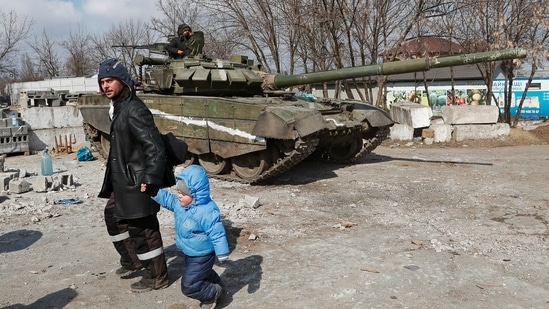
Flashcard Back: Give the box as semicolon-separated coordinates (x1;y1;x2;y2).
97;58;134;93
178;24;192;34
175;180;191;196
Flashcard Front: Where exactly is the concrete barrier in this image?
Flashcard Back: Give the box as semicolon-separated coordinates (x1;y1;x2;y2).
15;106;88;153
390;102;432;128
441;105;499;124
453;123;510;141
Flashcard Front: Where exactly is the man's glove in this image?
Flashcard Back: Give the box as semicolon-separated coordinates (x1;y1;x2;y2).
143;184;159;196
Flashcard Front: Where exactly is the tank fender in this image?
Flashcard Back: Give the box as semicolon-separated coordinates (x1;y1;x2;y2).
351;104;394;127
252;106;326;139
79;107;111;134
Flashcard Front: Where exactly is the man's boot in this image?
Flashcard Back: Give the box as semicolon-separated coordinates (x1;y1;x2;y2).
130;275;155;293
115;263;143;276
130;255;169;292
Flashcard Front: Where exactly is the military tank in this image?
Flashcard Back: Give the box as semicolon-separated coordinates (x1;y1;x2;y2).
78;47;526;183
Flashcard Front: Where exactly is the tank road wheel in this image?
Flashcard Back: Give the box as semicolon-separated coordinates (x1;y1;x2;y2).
326;137;362;163
99;133;111;159
183;153;197;167
198;153;230;175
231;150;270;180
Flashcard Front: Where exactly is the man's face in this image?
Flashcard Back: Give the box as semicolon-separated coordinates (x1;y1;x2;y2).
100;78;125;99
182;30;191;38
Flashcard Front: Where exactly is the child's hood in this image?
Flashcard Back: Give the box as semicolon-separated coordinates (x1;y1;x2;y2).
175;165;211;204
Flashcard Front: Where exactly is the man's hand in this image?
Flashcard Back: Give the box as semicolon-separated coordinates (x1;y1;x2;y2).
141;183;159;196
177;50;184;55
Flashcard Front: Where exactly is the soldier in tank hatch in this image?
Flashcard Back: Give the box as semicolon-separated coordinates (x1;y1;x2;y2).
167;24;205;58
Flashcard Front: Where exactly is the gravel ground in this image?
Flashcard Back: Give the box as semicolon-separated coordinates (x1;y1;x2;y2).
0;125;548;309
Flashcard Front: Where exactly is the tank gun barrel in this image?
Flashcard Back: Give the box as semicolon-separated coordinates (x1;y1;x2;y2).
112;43;168;56
267;48;527;90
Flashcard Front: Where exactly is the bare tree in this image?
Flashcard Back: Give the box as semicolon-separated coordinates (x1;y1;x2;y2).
28;29;62;78
510;2;549;127
197;0;283;72
453;0;546;125
0;10;33;75
91;19;161;80
61;25;95;76
151;0;201;39
368;0;447;108
19;54;42;81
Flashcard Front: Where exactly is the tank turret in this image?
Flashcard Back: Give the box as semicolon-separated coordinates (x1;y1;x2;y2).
78;48;526;183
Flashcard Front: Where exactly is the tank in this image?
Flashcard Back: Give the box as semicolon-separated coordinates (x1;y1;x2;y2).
78;47;527;184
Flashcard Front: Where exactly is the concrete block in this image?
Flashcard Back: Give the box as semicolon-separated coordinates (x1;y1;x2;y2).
9;179;31;193
0;134;29;154
0;108;10;118
18;169;27;178
30;176;50;192
0;127;11;137
441;105;499;124
239;195;260;209
50;99;62;107
390;102;433;128
431;117;444;125
61;174;74;186
390;123;414;141
51;175;62;191
1;173;17;190
430;124;453;143
421;128;435;139
11;125;28;136
453;123;510;142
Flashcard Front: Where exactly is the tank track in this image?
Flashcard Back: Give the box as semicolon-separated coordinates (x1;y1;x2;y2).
84;123;320;185
349;125;390;163
83;123;109;160
208;135;320;185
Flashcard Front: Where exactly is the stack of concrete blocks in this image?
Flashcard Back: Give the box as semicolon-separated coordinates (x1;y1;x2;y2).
389;102;509;143
25;90;69;107
1;170;75;193
440;105;509;141
389;102;434;142
0;109;30;155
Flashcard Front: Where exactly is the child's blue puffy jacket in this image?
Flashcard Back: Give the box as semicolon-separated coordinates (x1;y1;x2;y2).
152;165;229;257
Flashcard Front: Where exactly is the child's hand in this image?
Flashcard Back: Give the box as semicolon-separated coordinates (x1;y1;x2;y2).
217;255;229;264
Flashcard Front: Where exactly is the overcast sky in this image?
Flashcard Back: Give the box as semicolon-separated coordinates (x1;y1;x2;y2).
0;0;163;40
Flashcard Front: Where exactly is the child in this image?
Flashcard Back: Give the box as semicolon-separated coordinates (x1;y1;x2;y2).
141;165;229;309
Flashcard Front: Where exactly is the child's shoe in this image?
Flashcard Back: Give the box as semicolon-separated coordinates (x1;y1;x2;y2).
199;284;224;309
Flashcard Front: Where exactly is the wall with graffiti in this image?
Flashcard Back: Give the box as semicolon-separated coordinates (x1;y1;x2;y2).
385;78;549;119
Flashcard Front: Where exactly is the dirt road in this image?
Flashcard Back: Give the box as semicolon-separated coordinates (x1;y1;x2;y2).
1;128;548;308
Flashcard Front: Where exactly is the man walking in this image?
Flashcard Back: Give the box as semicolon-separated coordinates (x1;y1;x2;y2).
97;58;169;292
